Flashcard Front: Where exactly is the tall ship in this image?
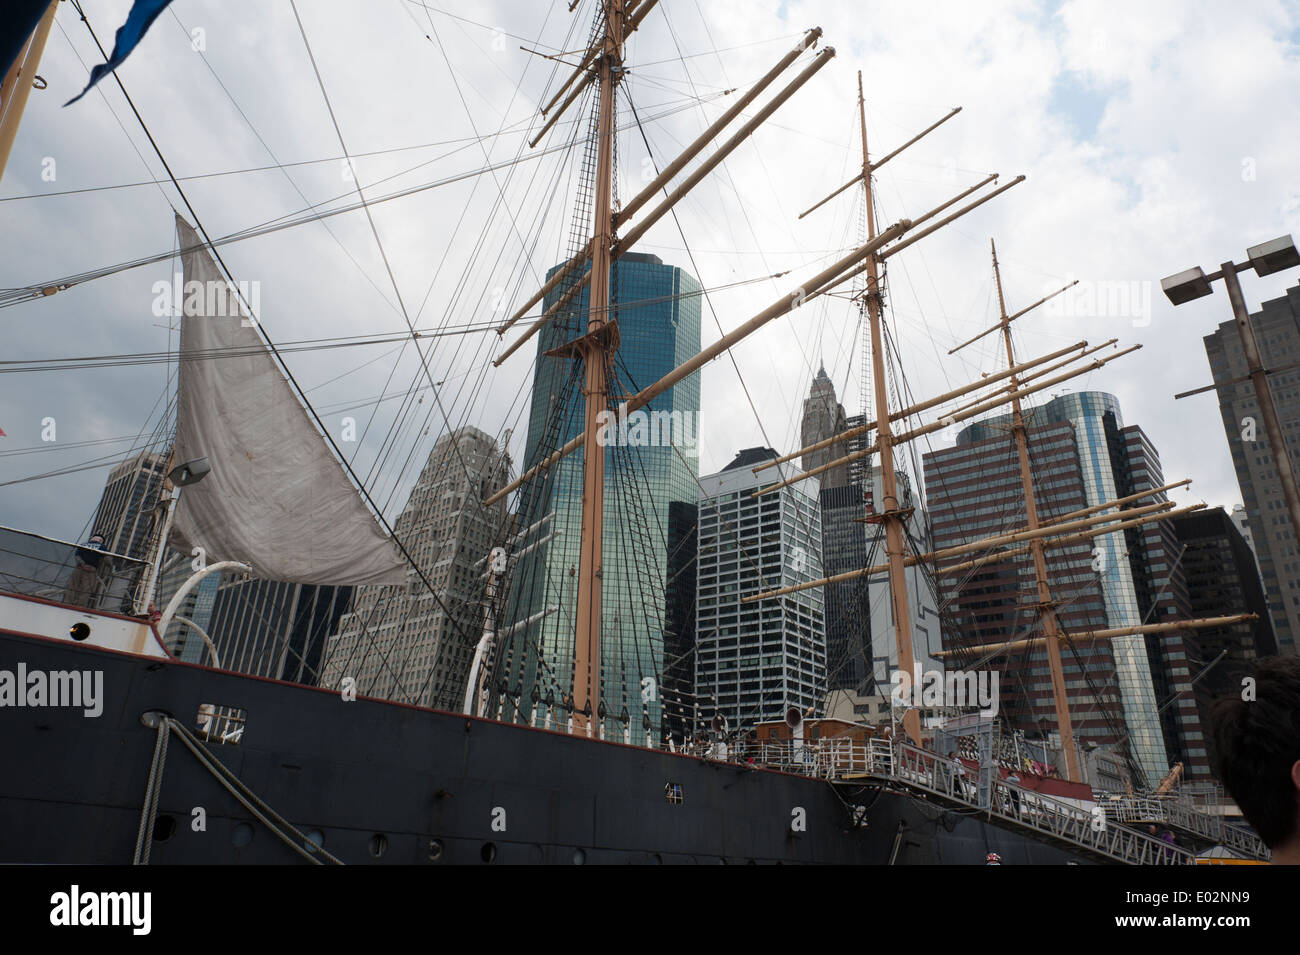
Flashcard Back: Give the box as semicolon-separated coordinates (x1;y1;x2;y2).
0;0;1267;864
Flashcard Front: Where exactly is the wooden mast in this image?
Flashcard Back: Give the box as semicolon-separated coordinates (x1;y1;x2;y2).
572;0;626;736
856;71;921;745
989;238;1080;781
0;0;57;181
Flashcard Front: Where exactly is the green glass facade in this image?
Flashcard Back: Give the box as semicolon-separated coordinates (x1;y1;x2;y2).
500;252;701;741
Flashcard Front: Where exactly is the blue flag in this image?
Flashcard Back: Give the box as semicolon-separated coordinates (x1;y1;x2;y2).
65;0;175;106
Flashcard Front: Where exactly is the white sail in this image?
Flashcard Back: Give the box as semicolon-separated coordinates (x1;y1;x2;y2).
169;216;406;585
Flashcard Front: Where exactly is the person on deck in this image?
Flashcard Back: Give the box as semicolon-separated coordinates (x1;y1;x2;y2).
63;532;106;608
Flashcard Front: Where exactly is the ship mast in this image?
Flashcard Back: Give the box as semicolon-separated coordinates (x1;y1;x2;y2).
571;0;626;735
0;0;57;180
988;239;1080;780
856;73;921;745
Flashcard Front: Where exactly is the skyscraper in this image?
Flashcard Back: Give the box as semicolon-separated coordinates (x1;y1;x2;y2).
90;450;167;561
924;392;1187;784
195;578;352;685
499;252;701;739
800;364;849;488
1172;508;1278;701
799;371;872;692
321;426;510;709
1203;282;1300;654
695;448;825;732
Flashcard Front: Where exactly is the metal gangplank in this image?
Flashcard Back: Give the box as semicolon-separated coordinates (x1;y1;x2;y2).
739;737;1194;865
1102;794;1269;861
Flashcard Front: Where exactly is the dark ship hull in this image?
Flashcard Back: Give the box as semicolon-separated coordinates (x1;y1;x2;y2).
0;629;1089;865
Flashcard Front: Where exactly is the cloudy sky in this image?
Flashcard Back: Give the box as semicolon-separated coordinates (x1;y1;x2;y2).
3;0;1299;547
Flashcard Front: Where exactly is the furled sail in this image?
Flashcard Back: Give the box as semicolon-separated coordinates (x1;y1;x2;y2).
169;216;406;585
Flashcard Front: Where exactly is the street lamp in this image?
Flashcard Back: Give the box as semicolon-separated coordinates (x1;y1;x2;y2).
1162;234;1300;550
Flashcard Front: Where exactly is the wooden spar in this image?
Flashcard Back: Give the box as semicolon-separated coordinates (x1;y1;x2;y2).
500;4;676;331
754;339;1087;474
534;0;658;127
825;172;1018;293
856;71;920;745
571;0;625;736
529;71;597;148
614;48;835;254
870;106;962;171
743;499;1184;602
936;502;1207;578
494;46;837;367
932;614;1258;660
753;343;1143;498
948;279;1079;355
483;217;911;508
946;338;1117;418
881;177;1026;262
989;238;1077;781
1047;479;1192;527
797;105;962;220
798;173;862;221
497;243;591;335
618;28;822;226
0;0;57;181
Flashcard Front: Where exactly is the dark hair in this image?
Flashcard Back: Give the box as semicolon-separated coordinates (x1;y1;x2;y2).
1210;655;1300;849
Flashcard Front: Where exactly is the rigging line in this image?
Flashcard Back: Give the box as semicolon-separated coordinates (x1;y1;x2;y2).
167;5;401;319
367;0;564;510
0;95;729;308
54;13;171;210
67;0;480;656
0;129;538;203
653;8;808;447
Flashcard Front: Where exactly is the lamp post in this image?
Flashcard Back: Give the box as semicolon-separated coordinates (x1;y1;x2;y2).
1161;234;1300;550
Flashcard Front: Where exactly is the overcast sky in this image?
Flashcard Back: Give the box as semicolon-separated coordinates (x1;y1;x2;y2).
3;0;1299;546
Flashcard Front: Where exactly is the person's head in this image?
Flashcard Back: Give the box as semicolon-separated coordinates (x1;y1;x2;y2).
1147;824;1158;836
1211;655;1300;857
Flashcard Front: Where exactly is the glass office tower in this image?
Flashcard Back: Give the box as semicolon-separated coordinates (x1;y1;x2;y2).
500;252;701;741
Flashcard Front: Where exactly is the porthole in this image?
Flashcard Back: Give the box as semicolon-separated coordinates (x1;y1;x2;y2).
69;623;90;641
153;814;176;843
232;822;254;847
305;829;325;852
572;848;586;865
428;839;444;861
369;833;388;858
481;842;497;863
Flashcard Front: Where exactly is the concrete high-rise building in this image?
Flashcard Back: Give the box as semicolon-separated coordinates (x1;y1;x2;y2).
924;392;1189;785
1204;282;1300;654
321;427;510;710
499;252;701;740
90;450;168;561
1229;504;1258;559
695;448;825;732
